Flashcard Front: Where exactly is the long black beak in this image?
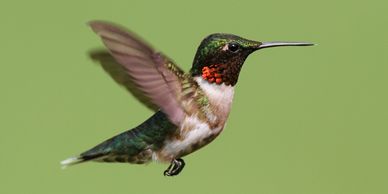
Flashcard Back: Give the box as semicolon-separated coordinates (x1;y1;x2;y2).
256;41;314;50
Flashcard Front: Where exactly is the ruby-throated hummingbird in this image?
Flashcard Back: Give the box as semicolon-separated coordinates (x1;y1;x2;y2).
61;21;313;176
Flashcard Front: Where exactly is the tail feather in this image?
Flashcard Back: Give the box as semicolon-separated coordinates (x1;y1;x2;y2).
60;111;173;168
60;156;83;169
60;153;106;169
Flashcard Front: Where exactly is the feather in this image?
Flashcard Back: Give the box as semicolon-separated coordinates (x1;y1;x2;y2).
89;21;187;126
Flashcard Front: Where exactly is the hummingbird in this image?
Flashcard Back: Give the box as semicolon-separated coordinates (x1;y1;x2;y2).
61;21;313;176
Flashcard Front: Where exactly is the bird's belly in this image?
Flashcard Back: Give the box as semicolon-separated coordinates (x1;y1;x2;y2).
154;115;224;162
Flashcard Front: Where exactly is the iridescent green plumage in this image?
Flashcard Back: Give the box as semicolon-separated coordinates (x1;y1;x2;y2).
190;34;264;85
61;21;313;176
80;111;175;164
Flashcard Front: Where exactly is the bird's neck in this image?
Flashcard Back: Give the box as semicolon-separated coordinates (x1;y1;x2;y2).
194;76;235;124
200;64;227;85
191;62;243;86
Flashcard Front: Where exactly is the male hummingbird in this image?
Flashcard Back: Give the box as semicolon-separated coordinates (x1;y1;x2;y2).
61;21;313;176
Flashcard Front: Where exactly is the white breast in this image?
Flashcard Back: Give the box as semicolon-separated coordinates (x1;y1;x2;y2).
195;77;235;116
154;77;235;162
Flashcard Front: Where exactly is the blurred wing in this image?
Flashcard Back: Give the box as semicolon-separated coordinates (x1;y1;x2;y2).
89;21;186;126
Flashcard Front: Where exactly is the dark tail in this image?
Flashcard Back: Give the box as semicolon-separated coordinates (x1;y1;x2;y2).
60;111;176;168
60;153;106;169
61;137;113;168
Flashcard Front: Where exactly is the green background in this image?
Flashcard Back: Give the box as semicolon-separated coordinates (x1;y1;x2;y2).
1;0;387;193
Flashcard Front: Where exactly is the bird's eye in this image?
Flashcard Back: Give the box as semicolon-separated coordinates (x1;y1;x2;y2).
228;43;239;52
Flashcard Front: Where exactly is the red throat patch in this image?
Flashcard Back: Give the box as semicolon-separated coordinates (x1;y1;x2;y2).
201;64;226;84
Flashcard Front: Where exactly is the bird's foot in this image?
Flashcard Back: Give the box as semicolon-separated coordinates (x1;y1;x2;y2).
164;158;185;176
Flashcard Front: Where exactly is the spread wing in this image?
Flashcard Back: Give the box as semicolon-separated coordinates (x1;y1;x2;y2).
89;21;187;126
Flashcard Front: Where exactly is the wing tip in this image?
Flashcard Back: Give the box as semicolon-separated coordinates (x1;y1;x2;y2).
87;20;131;37
88;20;110;33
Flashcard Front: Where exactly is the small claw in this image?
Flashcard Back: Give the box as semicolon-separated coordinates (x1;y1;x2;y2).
163;158;186;177
163;170;171;176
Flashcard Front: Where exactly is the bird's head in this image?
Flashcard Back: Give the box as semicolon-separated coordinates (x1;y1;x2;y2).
191;33;313;86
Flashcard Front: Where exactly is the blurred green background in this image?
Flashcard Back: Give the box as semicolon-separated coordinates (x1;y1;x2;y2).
1;0;387;193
